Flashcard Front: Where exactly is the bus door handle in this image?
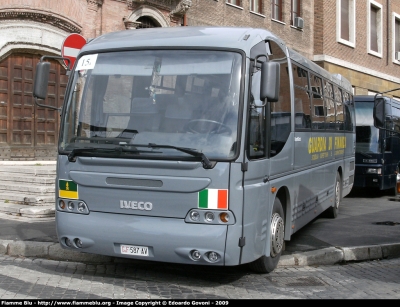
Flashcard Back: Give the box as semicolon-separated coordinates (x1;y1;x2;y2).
263;176;269;183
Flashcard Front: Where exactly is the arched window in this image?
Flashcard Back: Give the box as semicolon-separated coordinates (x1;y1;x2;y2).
136;16;159;28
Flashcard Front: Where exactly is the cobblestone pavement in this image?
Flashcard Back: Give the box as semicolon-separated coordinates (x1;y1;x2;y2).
0;255;399;299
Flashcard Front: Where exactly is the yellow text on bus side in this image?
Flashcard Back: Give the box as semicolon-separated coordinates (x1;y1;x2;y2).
308;136;347;159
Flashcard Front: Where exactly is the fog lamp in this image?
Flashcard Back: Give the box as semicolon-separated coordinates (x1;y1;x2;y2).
207;251;219;262
191;250;201;261
75;238;83;248
65;238;73;247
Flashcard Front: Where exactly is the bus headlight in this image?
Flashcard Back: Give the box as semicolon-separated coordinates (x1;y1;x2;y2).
185;209;235;224
77;202;87;213
57;198;89;214
67;201;75;211
367;168;381;175
205;212;214;222
189;210;200;221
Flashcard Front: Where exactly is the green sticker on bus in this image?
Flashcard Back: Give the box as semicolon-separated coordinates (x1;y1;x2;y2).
59;179;78;199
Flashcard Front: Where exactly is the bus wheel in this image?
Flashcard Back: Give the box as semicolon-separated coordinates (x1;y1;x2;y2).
326;172;341;218
249;197;284;273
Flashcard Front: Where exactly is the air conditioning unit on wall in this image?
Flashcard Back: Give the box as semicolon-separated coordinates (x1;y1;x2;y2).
395;52;400;61
294;17;304;29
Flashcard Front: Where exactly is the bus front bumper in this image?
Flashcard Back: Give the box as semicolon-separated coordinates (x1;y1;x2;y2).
56;211;239;266
354;174;382;189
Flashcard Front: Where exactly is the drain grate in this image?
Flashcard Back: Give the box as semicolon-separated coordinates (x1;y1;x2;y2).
374;221;400;226
267;276;327;287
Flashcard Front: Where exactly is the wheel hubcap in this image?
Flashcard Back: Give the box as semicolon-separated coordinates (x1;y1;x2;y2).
335;180;340;209
270;213;284;257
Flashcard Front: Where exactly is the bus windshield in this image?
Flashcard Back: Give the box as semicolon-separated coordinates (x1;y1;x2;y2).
355;101;381;154
60;50;242;161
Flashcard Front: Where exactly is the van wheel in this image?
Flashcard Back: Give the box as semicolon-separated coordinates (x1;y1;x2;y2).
249;197;284;273
326;172;341;218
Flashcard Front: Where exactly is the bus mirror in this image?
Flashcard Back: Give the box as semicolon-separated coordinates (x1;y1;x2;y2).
373;97;386;129
260;61;280;102
33;62;50;100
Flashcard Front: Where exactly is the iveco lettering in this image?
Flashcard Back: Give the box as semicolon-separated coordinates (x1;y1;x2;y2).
120;200;152;211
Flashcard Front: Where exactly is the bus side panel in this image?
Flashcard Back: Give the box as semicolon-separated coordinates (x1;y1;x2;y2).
292;131;331;232
291;162;335;233
292;131;312;235
309;132;331;196
324;131;353;198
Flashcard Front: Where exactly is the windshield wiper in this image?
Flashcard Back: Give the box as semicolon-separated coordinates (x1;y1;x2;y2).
67;144;215;169
67;146;151;162
145;143;214;169
68;147;109;162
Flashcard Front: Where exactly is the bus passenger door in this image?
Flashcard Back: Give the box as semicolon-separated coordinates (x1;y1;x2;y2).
240;101;271;265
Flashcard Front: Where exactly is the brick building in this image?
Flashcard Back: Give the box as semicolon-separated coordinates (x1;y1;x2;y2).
314;0;400;98
0;0;399;160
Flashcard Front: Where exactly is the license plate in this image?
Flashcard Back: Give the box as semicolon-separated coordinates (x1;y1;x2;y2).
120;244;149;256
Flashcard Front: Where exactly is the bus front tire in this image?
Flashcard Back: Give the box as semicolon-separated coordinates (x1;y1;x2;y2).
325;172;341;219
249;197;285;274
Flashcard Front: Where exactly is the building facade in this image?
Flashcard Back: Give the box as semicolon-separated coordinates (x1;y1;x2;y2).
314;0;400;98
0;0;399;160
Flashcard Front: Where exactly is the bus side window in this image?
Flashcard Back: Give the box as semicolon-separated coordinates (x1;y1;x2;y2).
310;73;325;130
248;39;290;158
343;92;354;131
292;63;311;130
324;80;335;130
335;86;344;130
248;103;265;158
248;57;266;158
391;105;400;133
269;41;291;156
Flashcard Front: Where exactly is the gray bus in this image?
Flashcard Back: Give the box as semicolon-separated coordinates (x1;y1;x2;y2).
33;27;355;273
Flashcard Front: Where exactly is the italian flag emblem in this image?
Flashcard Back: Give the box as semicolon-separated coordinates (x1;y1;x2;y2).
198;189;228;210
59;179;79;199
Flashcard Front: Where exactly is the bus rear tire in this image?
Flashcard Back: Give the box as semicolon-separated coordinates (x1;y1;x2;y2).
325;172;341;219
249;197;284;273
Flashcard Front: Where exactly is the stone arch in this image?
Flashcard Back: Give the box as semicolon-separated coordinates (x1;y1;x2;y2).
127;5;170;28
0;20;70;62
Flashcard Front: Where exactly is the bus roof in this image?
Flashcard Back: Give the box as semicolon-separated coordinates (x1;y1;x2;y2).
354;95;376;102
82;26;283;55
355;95;400;106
